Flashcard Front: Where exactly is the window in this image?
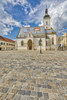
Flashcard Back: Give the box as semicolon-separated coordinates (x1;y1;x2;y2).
21;41;24;46
4;43;5;45
1;42;3;45
46;21;48;25
52;37;54;45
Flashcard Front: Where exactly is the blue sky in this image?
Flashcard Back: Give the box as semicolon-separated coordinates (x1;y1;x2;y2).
0;0;67;40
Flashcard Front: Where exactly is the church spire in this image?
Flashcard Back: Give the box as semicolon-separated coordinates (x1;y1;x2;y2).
43;6;51;29
44;6;50;18
45;5;48;15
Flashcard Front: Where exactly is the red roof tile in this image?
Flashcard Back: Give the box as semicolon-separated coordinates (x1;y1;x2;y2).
0;36;15;43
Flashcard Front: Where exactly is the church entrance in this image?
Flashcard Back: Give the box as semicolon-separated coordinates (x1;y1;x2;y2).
27;40;32;50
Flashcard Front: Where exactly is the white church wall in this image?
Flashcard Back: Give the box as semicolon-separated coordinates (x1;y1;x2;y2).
33;38;39;50
16;38;27;50
33;38;46;50
45;34;57;50
43;17;50;29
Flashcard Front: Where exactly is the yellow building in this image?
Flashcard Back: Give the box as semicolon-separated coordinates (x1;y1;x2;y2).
0;36;15;51
58;33;67;50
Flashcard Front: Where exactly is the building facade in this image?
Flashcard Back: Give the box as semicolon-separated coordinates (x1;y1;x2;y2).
58;33;67;50
0;36;15;51
16;8;58;51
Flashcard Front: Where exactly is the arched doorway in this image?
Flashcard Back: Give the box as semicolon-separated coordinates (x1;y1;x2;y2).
27;40;32;50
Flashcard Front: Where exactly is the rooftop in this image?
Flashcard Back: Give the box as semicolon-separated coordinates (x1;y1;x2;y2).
0;36;15;43
17;26;56;38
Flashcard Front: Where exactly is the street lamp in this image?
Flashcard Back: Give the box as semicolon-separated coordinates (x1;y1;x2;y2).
39;38;42;54
45;29;47;51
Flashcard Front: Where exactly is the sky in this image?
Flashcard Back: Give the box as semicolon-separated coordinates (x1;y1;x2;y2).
0;0;67;39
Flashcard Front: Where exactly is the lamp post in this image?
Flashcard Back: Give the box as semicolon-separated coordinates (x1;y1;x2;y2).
45;29;47;50
39;38;42;54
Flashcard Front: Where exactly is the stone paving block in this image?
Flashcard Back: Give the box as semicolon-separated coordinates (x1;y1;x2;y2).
39;97;45;100
18;90;25;95
2;93;8;99
43;93;49;99
0;51;67;100
25;91;31;95
31;91;37;96
20;95;27;100
20;80;26;82
6;93;14;99
13;94;21;100
2;88;9;93
12;89;18;94
37;92;42;97
0;92;3;97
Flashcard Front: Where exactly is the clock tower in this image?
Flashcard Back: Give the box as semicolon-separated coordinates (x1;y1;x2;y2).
43;7;51;29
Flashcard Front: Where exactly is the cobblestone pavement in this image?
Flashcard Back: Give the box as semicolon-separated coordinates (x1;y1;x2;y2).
0;50;67;100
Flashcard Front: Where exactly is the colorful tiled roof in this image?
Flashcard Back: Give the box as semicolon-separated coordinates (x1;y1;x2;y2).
17;26;56;38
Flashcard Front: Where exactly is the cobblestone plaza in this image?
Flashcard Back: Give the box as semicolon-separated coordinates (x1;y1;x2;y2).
0;51;67;100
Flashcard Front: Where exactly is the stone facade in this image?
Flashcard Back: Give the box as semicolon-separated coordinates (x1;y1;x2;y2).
16;8;58;51
58;33;67;50
0;36;15;51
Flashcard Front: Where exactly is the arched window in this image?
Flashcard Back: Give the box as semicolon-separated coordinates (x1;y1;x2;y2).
46;21;48;25
21;41;24;46
52;37;54;45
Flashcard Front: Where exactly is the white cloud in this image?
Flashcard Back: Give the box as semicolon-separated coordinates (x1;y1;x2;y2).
27;0;67;35
39;21;43;26
0;0;67;36
0;0;22;35
23;25;30;27
2;0;28;6
29;8;38;16
49;0;67;35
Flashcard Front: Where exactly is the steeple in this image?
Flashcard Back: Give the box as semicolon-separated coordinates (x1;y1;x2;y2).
43;7;51;29
45;5;48;15
44;7;50;18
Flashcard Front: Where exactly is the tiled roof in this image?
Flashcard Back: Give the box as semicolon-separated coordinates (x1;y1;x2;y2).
0;36;15;43
17;26;56;38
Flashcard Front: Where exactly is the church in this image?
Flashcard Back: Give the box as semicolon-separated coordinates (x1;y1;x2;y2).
16;8;58;51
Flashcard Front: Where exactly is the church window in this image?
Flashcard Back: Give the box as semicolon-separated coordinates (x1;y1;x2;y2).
52;37;54;45
46;21;48;25
21;41;24;46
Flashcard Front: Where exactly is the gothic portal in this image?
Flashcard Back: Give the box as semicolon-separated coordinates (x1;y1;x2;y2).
27;40;32;50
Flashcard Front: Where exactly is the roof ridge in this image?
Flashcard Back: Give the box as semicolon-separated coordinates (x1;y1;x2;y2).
0;36;6;42
0;36;15;43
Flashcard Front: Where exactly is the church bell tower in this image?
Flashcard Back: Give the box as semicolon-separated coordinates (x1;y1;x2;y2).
43;7;51;29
